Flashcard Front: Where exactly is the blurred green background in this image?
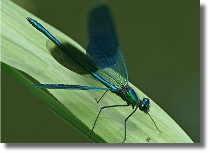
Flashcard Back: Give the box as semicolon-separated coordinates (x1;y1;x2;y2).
2;0;200;143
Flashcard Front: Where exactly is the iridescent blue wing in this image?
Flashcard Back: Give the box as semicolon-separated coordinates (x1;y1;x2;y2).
86;3;128;88
33;84;116;91
87;4;118;68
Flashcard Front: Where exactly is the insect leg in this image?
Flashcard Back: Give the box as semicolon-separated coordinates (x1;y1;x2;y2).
89;104;129;139
122;106;138;143
95;90;108;103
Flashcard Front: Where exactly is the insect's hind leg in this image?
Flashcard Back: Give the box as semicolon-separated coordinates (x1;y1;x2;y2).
94;90;108;103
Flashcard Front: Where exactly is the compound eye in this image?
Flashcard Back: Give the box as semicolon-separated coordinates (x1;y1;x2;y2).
140;98;150;113
139;103;145;111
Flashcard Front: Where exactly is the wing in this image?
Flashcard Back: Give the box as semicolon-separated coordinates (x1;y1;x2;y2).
87;3;118;68
33;84;116;91
86;3;128;88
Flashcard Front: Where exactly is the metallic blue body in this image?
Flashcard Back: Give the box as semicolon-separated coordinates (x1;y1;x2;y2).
26;18;146;109
26;3;156;143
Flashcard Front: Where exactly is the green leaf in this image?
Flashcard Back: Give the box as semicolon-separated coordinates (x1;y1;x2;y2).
1;0;193;143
